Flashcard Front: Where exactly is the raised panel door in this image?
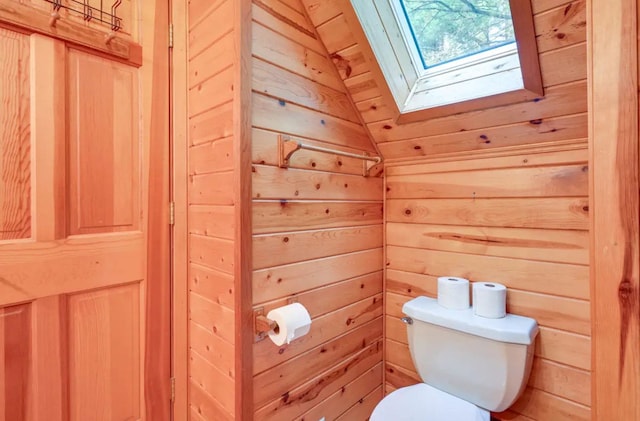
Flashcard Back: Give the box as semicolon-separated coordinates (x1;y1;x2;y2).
0;4;169;419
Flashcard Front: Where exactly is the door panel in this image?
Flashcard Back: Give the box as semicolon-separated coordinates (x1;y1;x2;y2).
0;304;30;421
0;29;30;240
68;50;140;235
0;5;168;417
68;284;141;421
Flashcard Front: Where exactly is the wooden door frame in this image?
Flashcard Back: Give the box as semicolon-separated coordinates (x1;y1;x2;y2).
142;0;172;420
169;0;188;419
588;0;640;418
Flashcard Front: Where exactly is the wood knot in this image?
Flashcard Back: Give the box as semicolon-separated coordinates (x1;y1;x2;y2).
618;279;635;301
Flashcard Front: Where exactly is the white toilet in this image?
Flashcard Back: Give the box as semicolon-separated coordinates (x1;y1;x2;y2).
371;296;538;420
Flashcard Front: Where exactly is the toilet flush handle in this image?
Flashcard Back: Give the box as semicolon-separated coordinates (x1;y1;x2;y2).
401;316;413;325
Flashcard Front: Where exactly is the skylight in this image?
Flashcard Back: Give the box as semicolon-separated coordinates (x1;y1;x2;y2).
350;0;543;120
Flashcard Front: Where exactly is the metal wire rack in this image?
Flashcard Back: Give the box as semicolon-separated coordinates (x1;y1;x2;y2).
43;0;122;31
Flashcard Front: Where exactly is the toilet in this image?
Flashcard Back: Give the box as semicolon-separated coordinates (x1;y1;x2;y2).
371;296;538;420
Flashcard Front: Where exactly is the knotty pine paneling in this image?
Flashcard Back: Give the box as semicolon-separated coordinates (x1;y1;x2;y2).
384;146;591;421
290;3;596;414
187;0;236;418
251;0;384;419
302;0;588;161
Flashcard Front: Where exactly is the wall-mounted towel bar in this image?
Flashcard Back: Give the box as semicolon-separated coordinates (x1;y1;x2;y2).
278;135;383;177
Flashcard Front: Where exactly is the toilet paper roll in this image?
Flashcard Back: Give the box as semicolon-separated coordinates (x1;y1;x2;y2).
437;277;470;310
473;282;507;318
267;302;312;346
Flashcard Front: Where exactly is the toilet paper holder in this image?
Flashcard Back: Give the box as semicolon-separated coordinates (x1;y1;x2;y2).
253;297;298;342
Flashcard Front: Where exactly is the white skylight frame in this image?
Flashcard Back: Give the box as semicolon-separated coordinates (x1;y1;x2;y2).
350;0;544;122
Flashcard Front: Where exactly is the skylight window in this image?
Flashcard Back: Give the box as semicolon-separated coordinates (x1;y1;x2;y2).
350;0;543;121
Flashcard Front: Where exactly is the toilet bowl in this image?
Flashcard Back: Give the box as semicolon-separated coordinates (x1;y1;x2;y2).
371;384;489;421
371;296;538;420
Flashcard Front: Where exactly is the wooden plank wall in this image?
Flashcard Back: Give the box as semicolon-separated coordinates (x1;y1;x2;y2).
301;0;587;161
301;1;591;420
187;1;237;419
385;143;591;420
250;0;384;419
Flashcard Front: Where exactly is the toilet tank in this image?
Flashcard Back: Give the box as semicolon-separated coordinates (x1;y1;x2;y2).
402;296;538;413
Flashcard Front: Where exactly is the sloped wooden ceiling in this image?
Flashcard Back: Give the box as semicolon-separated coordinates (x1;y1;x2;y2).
301;0;587;162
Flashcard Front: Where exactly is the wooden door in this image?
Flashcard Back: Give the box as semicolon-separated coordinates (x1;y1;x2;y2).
0;2;170;420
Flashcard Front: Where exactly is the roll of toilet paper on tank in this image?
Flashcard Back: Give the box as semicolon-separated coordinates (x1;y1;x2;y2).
267;302;312;346
437;277;470;310
473;282;507;318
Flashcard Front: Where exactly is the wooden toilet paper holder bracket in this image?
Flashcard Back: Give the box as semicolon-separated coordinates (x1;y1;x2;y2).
253;297;299;342
253;307;277;342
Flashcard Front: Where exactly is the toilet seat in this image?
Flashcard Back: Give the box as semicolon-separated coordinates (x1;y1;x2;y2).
370;384;490;421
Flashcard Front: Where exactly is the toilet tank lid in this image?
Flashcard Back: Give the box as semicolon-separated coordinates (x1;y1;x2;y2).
403;296;538;345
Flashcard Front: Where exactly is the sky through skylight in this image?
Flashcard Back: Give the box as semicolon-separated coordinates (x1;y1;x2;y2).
399;0;517;68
